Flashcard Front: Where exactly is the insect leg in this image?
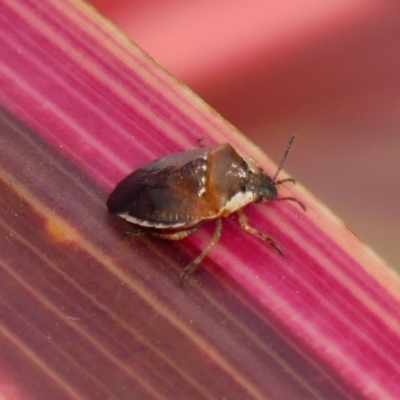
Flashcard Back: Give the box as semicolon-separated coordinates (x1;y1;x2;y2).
124;226;198;239
179;219;223;287
197;137;206;148
148;226;200;241
125;228;147;237
237;209;285;256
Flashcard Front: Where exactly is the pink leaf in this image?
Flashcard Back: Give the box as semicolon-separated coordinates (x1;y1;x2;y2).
1;0;399;399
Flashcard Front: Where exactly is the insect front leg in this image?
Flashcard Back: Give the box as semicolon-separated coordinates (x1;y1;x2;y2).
237;209;285;256
179;219;223;287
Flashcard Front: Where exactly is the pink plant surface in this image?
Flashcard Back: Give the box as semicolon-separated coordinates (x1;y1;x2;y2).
1;0;400;399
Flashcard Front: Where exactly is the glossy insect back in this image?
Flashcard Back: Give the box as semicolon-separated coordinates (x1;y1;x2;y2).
107;136;305;286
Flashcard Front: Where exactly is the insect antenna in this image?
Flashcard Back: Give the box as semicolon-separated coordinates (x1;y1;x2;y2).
272;135;306;211
272;134;295;181
275;196;306;211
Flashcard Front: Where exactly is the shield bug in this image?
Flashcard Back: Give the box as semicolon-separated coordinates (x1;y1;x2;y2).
107;135;305;286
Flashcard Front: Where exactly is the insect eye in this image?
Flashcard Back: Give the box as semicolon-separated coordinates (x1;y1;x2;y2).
254;193;263;203
239;178;247;192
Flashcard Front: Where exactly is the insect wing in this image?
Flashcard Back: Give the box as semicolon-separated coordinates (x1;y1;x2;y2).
107;148;215;227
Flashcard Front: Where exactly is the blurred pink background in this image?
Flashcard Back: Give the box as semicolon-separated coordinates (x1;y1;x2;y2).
89;0;400;270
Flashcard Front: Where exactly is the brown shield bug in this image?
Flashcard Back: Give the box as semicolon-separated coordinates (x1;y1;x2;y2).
107;135;305;286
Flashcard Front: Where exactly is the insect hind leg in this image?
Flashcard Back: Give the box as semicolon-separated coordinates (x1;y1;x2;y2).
179;219;223;287
148;226;200;241
237;209;284;256
125;225;200;240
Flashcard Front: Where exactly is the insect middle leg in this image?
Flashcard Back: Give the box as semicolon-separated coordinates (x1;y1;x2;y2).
237;209;284;256
179;219;223;287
